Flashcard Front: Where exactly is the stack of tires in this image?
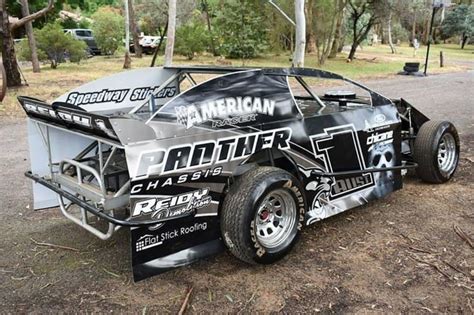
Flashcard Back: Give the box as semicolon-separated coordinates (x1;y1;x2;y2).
403;62;420;74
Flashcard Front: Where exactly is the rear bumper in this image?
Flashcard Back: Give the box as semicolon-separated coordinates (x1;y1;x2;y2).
25;171;194;227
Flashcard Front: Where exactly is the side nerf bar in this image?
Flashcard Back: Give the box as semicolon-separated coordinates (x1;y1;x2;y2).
310;162;418;177
25;171;194;227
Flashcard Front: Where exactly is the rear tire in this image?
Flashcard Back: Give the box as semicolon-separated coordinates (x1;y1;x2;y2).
413;121;460;183
221;167;305;264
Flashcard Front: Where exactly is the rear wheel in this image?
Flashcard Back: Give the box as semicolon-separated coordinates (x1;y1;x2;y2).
413;121;460;183
221;167;305;264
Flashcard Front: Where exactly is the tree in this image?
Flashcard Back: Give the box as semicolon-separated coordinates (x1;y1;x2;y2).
441;4;474;49
308;0;341;65
347;0;378;61
128;0;142;57
377;0;396;54
91;7;124;55
200;0;217;56
329;0;347;59
215;0;267;59
164;0;176;66
294;0;305;67
175;17;209;60
1;0;54;87
20;0;40;73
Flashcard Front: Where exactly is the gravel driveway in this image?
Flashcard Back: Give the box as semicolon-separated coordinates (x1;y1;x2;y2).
1;71;472;313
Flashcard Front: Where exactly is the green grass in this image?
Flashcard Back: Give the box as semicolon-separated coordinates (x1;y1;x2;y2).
1;43;472;117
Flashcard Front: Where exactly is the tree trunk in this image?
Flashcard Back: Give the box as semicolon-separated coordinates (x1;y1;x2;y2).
1;0;53;87
123;0;131;68
150;22;168;67
1;3;22;87
387;11;396;54
203;0;217;56
123;52;132;69
411;13;416;44
305;0;316;53
128;0;142;58
348;43;358;61
461;32;467;49
20;0;40;73
329;1;345;59
293;0;306;67
164;0;176;67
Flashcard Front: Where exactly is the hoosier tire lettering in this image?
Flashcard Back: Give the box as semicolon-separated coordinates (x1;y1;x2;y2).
221;167;305;265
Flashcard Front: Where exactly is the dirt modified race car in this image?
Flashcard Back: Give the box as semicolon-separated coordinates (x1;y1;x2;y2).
19;66;460;281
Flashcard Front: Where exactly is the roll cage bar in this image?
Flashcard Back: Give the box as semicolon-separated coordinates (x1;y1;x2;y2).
129;66;393;117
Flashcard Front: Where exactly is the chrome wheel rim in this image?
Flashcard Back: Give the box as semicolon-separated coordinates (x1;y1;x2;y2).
254;189;297;250
437;133;457;176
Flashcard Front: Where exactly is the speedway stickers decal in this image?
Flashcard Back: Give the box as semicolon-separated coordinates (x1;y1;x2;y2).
65;86;177;106
54;67;179;112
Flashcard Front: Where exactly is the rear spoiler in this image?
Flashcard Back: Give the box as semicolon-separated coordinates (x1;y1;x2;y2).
18;96;119;141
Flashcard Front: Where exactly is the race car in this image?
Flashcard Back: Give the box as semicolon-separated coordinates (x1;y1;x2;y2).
18;66;460;281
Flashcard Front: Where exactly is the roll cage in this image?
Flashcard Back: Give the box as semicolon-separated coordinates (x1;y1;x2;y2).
129;66;394;122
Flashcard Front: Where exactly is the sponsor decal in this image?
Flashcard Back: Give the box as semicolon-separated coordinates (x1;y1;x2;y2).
24;102;92;128
364;113;399;132
130;86;176;102
66;89;130;106
65;86;176;107
367;130;393;151
132;188;212;218
135;222;208;252
211;113;257;128
308;124;374;201
131;167;222;193
136;127;292;177
175;96;276;129
135;234;162;251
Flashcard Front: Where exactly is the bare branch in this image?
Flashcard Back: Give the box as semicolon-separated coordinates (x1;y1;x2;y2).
11;0;54;30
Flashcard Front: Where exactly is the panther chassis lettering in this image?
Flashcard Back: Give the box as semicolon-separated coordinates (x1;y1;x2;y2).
136;128;292;177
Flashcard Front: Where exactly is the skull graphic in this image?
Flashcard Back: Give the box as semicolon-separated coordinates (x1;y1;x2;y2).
369;143;395;197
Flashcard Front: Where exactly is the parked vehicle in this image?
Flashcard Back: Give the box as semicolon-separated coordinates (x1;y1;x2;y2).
18;66;460;281
130;35;166;54
64;28;101;55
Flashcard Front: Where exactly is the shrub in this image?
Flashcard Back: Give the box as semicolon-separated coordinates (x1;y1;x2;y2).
91;7;124;55
391;22;409;44
215;0;267;59
60;17;79;29
175;18;209;60
17;23;87;68
16;39;48;62
35;23;88;68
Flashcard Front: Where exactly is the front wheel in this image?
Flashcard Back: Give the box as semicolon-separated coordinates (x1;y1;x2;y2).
413;120;460;183
221;167;305;264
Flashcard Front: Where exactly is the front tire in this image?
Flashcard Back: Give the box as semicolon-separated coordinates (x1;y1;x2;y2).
413;121;460;183
221;167;305;264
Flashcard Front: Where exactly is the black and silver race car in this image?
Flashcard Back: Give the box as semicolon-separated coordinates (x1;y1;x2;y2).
19;66;460;281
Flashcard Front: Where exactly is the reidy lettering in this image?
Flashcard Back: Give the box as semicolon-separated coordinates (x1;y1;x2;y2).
175;96;276;129
66;88;129;106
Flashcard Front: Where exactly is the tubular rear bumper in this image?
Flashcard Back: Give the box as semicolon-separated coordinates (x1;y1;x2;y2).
25;171;194;227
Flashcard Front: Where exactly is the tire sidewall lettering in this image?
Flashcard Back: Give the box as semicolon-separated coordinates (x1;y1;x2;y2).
249;176;305;259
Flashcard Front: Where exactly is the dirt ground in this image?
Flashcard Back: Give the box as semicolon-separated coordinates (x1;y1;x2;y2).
0;72;473;313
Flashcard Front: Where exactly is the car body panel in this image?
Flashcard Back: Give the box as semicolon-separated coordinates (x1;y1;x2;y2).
18;66;424;281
